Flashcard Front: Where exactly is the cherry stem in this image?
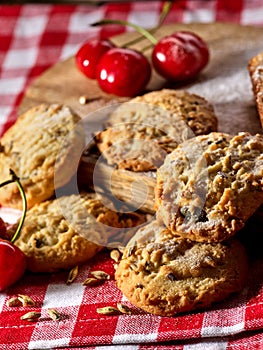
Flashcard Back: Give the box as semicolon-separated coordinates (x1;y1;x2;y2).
91;19;158;46
119;27;155;49
0;169;27;243
158;1;173;27
141;43;155;54
113;1;172;48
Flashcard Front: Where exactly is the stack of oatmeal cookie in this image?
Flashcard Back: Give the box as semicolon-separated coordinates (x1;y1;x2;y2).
97;89;263;316
0;104;146;273
1;88;263;317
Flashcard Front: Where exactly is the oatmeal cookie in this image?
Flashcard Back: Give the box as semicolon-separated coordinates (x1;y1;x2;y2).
95;89;217;172
107;89;218;135
0;104;84;209
115;220;248;316
12;192;146;272
155;131;263;242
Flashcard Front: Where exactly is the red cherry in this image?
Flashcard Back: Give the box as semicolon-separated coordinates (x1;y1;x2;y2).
0;239;26;291
0;170;27;291
0;218;6;238
96;47;151;97
152;31;209;82
0;217;12;241
76;38;115;79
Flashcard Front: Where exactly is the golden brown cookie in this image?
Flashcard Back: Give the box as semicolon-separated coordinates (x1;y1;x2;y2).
115;220;248;316
107;89;218;135
95;89;218;172
0;104;84;209
155;131;263;242
12;192;146;272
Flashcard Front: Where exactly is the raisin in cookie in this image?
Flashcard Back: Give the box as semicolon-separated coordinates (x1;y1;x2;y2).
95;89;217;172
12;192;146;272
155;131;263;242
0;104;84;209
115;220;248;316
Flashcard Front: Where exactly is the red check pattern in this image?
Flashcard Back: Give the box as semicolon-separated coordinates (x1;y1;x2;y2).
1;1;263;349
1;249;263;350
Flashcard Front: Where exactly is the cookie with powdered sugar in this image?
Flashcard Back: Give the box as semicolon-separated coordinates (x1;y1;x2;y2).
115;220;248;316
155;131;263;242
0;104;84;209
95;89;218;172
11;192;146;273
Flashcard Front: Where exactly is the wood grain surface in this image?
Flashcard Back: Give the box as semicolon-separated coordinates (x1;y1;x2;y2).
19;22;263;213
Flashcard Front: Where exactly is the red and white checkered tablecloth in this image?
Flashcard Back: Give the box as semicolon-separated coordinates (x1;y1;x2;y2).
1;1;263;349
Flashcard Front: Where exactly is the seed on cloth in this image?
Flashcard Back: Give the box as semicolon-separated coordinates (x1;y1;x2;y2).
66;265;79;284
82;277;101;286
21;311;41;322
6;297;21;307
90;270;110;280
117;302;132;314
18;294;35;307
48;308;62;321
96;306;120;315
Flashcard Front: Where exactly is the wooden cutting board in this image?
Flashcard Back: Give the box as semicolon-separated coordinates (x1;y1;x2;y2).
19;22;263;213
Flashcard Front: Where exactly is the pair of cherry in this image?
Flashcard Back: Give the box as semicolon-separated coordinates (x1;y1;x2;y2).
75;30;209;97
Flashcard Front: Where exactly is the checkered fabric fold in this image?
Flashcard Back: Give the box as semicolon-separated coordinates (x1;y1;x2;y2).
1;1;263;349
0;250;262;350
